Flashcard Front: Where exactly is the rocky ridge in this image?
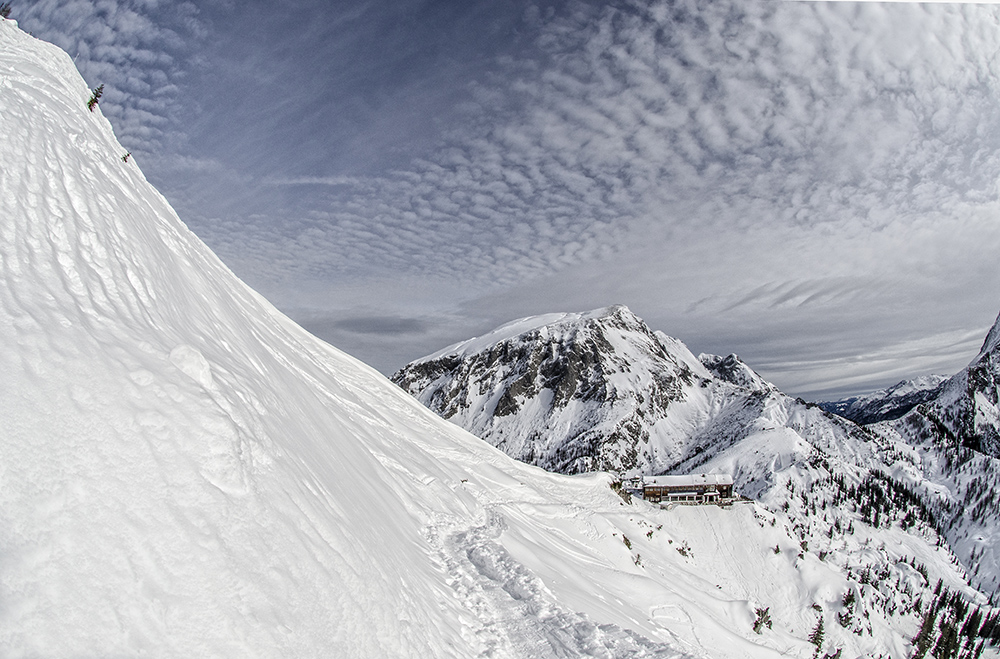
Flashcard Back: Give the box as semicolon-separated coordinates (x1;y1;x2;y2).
819;375;949;425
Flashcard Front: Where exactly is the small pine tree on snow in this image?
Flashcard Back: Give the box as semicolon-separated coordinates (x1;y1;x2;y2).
753;607;772;634
961;609;982;642
0;3;11;19
838;589;856;628
809;616;825;656
87;84;104;111
913;606;941;659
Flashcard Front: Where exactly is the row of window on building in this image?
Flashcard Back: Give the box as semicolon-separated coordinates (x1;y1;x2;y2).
624;473;736;506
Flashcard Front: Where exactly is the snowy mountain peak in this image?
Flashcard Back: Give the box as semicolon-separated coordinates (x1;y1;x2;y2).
395;307;877;483
394;305;721;474
878;308;1000;460
699;353;774;393
419;303;651;364
979;310;1000;358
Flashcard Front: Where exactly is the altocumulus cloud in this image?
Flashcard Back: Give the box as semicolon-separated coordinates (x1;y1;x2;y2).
243;0;1000;398
254;1;1000;287
16;0;208;159
18;0;1000;396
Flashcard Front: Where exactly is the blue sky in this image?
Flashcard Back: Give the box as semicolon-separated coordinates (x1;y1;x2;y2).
14;0;1000;399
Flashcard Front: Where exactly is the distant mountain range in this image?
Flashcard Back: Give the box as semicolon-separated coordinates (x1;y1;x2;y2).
819;375;949;425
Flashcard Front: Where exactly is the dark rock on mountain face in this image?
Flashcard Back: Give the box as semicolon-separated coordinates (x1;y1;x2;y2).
392;306;710;475
392;305;864;481
700;353;773;393
893;311;1000;458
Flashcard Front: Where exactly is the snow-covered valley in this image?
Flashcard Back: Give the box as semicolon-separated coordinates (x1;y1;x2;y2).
3;17;999;659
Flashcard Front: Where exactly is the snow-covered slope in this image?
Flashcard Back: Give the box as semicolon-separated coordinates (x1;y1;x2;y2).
864;312;1000;598
0;22;687;657
819;375;949;425
5;20;998;659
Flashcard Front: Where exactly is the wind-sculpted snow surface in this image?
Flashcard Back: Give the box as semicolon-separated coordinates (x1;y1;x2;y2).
4;21;998;659
0;22;698;657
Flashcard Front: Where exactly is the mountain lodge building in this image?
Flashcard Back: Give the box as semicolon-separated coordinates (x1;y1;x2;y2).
640;474;735;505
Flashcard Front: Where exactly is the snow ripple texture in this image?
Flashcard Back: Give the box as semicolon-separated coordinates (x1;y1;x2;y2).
0;20;699;658
6;18;999;659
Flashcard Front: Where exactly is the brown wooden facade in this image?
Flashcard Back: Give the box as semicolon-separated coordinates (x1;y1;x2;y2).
641;474;734;505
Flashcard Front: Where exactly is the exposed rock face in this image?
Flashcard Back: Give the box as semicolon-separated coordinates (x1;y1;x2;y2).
889;311;1000;458
393;306;851;478
699;353;774;393
394;306;703;474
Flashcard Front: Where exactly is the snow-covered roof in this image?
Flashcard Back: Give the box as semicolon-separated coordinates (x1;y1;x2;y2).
642;474;733;487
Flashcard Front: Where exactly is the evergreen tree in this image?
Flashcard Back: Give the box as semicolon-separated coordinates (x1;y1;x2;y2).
809;616;825;656
913;607;940;659
87;84;104;112
0;3;11;19
838;589;856;628
960;609;982;642
980;612;997;639
933;611;960;659
753;607;772;634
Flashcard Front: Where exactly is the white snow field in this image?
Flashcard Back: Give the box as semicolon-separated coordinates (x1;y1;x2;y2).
1;21;992;658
